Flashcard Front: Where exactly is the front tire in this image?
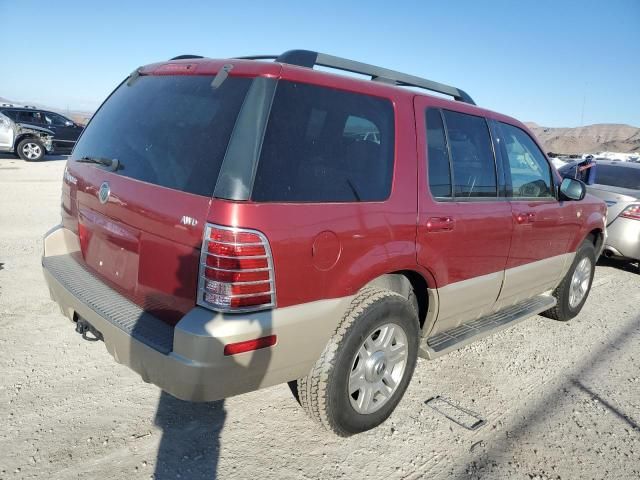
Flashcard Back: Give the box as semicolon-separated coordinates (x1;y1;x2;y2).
17;138;45;161
295;287;419;436
542;240;596;321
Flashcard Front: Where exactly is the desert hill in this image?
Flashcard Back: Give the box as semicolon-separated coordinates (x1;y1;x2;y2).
525;122;640;155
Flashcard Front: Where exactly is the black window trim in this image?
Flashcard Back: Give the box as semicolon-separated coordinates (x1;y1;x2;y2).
424;107;454;201
427;108;504;203
496;120;558;202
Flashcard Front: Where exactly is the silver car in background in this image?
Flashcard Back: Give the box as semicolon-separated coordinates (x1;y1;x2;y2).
0;111;54;161
574;161;640;265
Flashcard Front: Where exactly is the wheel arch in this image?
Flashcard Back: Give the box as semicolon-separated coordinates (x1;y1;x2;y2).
14;133;42;152
363;269;437;333
584;227;604;255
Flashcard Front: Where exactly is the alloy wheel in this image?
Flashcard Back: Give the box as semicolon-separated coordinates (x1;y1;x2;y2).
569;257;592;308
22;142;42;160
348;322;408;414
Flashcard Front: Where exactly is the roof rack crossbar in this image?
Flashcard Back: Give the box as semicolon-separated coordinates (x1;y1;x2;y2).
170;54;204;60
235;49;475;105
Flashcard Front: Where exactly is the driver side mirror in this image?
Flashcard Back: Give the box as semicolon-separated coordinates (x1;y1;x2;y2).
559;177;586;201
64;120;74;127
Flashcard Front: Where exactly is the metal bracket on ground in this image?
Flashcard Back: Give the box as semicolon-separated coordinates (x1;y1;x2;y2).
425;395;486;431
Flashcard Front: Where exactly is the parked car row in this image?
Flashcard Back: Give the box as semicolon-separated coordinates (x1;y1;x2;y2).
558;159;640;267
0;106;83;161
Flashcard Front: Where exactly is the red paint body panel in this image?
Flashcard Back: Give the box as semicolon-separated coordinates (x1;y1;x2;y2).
59;56;606;322
205;82;419;308
63;166;211;323
507;200;576;269
414;96;513;287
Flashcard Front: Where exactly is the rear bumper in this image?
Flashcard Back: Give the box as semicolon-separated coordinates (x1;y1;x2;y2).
42;225;351;401
605;217;640;261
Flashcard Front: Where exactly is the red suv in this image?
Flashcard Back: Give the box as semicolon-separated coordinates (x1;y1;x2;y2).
43;50;607;436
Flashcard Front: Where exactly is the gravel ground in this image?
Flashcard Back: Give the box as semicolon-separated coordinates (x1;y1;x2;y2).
1;156;639;480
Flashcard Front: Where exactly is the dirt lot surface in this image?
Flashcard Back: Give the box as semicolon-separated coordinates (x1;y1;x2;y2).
1;156;639;480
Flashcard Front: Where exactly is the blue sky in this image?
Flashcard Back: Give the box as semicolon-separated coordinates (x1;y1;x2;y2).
1;0;638;127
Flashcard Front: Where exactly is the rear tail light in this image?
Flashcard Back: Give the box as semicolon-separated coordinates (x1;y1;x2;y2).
197;224;276;312
620;204;640;221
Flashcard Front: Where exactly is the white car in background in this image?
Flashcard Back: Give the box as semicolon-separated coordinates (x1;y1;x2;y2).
0;111;54;161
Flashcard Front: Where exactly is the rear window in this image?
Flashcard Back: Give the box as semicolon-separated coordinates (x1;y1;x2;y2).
251;81;394;202
72;75;252;197
595;164;640;190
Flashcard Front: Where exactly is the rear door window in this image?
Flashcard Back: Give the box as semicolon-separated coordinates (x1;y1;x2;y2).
17;111;44;124
72;75;252;197
442;110;497;198
499;122;554;198
251;81;394;202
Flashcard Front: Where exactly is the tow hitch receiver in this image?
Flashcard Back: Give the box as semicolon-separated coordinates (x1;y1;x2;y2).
75;317;103;342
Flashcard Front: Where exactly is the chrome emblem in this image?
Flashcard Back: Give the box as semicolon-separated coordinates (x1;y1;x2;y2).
180;215;198;227
98;182;110;204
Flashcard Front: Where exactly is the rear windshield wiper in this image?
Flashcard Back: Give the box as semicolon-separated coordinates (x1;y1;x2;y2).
75;156;120;171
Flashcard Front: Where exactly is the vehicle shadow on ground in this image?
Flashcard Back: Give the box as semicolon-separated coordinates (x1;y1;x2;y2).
597;256;639;275
153;394;226;479
131;252;273;479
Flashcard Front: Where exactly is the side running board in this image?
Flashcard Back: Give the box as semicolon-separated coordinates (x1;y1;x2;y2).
420;294;557;359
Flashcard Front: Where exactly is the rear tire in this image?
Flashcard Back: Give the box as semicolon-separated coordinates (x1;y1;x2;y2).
17;138;45;161
542;240;596;321
294;287;419;436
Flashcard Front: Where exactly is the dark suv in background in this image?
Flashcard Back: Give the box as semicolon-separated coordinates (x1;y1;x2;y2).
0;106;84;154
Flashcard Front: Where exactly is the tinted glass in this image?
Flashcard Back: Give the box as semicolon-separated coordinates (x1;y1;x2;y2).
45;112;69;127
500;122;554;198
252;81;394;202
72;75;251;197
3;110;18;121
425;108;451;198
594;164;640;190
17;111;44;124
443;110;497;198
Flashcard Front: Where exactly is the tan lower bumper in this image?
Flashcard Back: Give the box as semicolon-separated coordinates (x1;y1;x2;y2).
43;226;352;401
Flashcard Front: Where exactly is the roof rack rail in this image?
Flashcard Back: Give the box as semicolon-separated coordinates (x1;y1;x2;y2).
170;54;204;60
236;49;475;105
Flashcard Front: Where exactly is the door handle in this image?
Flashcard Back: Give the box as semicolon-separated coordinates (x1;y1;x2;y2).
426;216;455;232
515;212;536;224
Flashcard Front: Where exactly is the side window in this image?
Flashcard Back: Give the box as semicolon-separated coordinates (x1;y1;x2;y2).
425;108;451;198
252;81;394;202
442;110;497;198
45;112;69;127
500;122;553;198
17;111;43;124
3;110;19;121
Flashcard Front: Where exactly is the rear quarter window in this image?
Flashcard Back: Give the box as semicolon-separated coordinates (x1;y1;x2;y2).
251;81;395;202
